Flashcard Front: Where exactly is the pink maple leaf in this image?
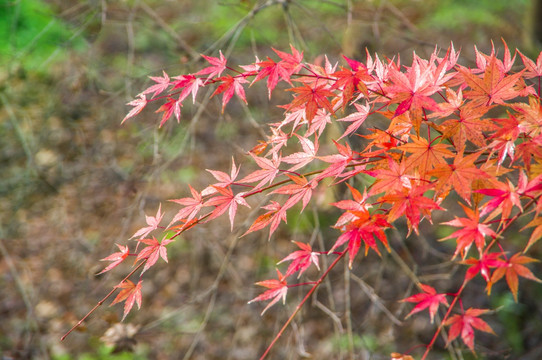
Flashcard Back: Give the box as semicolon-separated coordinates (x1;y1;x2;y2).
332;183;371;228
445;308;495;352
316;141;355;181
243;201;286;239
203;186;250;230
196;51;227;81
248;269;288;315
172;75;204;104
239;152;282;189
141;70;170;98
518;49;542;78
202;158;241;196
278;241;320;278
386;55;442;118
271;175;317;212
136;237;173;274
337;102;370;139
97;244;130;275
131;204;164;240
169;185;204;226
282;134;319;171
121;94;147;124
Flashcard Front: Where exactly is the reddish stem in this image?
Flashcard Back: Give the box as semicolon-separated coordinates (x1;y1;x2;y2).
61;260;146;340
259;250;347;360
421;279;468;360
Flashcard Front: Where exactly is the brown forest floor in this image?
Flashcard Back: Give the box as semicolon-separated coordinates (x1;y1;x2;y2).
1;1;541;359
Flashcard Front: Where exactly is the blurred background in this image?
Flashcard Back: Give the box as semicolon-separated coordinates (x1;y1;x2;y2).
1;0;541;359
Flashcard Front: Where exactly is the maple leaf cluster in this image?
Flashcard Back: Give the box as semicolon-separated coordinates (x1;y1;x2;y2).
86;41;542;358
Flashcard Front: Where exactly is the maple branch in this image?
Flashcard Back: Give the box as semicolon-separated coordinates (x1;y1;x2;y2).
259;250;347;360
61;260;146;341
421;279;468;360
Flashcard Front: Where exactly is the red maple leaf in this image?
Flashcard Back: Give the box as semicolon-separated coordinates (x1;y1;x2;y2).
136;237;174;274
489;253;541;301
253;45;303;97
441;204;497;259
461;251;506;283
155;96;182;127
476;178;523;224
111;280;143;321
444;308;495;352
331;59;371;106
97;244;130;275
211;75;248;112
381;184;441;235
171;74;204;104
515;135;542;172
330;210;391;267
248;269;288;315
278;241;320;278
401;283;449;323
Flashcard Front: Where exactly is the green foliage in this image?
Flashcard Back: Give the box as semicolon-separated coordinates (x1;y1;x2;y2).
421;0;529;32
0;0;85;71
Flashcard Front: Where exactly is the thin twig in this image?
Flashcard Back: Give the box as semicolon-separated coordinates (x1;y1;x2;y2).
259;250;347;360
61;261;146;341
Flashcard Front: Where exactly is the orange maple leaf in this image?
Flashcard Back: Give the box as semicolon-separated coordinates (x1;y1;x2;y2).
287;83;335;122
399;136;454;179
459;57;524;107
428;151;489;204
488;253;541;301
111;280;143;321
